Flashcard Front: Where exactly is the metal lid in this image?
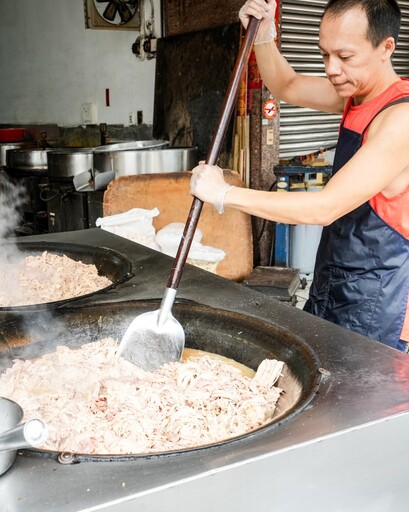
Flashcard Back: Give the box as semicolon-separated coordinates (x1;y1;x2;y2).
92;140;169;153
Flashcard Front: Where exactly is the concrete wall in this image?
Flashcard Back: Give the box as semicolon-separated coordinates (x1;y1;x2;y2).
0;0;160;126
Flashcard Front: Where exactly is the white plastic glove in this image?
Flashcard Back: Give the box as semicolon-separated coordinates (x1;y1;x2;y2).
239;0;277;45
190;164;234;214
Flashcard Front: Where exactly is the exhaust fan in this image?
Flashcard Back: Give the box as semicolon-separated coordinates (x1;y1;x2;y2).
84;0;141;30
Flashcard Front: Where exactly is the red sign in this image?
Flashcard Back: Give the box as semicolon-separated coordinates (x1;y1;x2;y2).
263;99;278;120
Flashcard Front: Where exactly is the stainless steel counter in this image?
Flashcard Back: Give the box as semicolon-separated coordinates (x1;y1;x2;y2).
1;229;409;511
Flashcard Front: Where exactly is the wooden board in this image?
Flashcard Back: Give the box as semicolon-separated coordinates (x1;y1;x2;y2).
153;24;241;164
103;170;253;281
162;0;243;37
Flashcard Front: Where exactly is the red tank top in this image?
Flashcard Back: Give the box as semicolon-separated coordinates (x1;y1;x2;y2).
342;79;409;340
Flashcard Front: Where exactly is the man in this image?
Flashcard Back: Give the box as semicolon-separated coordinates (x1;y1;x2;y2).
190;0;409;351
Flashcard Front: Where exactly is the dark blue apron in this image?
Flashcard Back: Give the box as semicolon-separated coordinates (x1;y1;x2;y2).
304;97;409;349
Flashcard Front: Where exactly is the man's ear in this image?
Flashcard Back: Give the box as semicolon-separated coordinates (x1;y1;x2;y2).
382;36;396;59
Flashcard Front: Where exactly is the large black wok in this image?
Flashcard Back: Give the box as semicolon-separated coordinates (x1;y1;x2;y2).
0;241;133;311
0;300;322;461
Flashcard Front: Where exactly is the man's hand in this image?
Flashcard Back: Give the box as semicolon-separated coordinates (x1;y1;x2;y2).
239;0;277;45
190;163;234;214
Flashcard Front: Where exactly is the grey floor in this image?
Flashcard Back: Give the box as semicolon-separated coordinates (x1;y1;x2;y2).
294;279;311;309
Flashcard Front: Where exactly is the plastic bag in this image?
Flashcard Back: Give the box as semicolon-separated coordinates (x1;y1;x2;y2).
96;208;160;250
155;223;225;273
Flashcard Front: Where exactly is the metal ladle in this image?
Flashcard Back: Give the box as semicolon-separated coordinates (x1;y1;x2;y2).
0;419;48;453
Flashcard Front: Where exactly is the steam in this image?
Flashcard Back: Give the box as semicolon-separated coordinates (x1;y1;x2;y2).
0;175;62;367
0;175;70;369
0;172;26;264
0;173;27;307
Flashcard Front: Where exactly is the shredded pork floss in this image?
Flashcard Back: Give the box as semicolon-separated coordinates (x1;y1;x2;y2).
0;338;284;454
0;251;111;307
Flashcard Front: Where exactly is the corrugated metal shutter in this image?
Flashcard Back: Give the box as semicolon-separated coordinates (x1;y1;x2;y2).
279;0;409;159
395;1;409;74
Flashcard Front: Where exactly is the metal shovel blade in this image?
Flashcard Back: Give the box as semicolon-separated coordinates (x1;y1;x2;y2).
117;288;185;372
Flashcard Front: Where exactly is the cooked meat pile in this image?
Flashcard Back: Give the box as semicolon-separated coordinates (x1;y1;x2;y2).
0;251;112;307
0;338;284;454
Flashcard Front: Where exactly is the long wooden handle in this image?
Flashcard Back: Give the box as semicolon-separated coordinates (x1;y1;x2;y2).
167;17;261;290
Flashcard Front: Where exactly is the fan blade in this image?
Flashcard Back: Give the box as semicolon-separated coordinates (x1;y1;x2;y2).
118;2;133;23
103;1;118;21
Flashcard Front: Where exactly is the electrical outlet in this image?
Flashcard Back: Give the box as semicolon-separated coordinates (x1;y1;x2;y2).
128;112;135;125
82;103;97;124
266;129;274;145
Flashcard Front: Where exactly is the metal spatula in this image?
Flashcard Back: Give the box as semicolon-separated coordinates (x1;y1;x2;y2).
117;17;261;372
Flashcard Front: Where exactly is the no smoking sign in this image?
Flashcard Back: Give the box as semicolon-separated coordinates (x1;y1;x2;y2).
263;99;278;120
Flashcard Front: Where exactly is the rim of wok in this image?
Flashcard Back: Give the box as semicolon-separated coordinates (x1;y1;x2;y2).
0;242;133;311
0;300;323;462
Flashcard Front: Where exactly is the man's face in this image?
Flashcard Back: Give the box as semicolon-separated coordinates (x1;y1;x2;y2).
319;6;387;103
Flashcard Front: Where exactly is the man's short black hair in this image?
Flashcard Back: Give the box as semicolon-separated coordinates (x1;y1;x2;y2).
323;0;401;47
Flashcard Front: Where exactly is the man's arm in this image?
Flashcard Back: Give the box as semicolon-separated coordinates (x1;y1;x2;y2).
224;104;409;224
192;104;409;225
254;43;344;114
240;0;344;113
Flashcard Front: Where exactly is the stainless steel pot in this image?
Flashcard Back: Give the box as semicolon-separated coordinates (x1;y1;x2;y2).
0;397;48;476
88;139;171;191
6;148;52;173
47;148;94;180
0;397;22;475
0;143;34;168
72;141;171;191
92;147;198;190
